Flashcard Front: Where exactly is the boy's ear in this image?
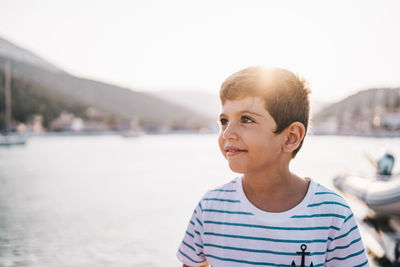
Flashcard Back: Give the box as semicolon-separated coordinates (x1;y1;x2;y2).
282;122;305;153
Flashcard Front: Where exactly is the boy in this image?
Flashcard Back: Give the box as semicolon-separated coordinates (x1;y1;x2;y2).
177;66;369;267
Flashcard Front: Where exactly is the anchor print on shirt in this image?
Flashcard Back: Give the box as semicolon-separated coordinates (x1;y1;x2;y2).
291;244;314;267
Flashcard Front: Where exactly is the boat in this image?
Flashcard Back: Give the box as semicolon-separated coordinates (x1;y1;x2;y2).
360;214;400;265
333;170;400;264
121;130;143;138
333;174;400;216
0;132;27;146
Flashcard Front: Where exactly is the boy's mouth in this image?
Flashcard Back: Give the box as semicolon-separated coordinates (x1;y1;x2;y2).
225;146;248;157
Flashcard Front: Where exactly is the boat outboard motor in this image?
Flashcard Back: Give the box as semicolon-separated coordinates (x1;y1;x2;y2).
377;153;395;176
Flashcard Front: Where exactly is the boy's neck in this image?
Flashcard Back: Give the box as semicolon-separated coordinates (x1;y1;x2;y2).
242;166;295;195
241;163;310;212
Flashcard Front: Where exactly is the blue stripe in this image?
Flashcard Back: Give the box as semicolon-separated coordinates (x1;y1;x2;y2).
178;249;205;264
203;209;253;215
315;191;341;197
210;189;236;192
204;220;340;231
195;242;203;249
308;201;349;208
354;259;369;267
326;248;365;262
198;202;203;212
344;213;353;223
329;225;357;241
204;232;326;243
182;240;204;257
292;213;346;219
183;240;195;251
204;243;325;256
327;237;362;252
196;217;203;227
186;230;194;238
189;220;195;226
204;254;323;266
203;198;240;203
194;230;201;236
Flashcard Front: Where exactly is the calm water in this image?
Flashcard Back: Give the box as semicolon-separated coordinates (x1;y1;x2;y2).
0;134;399;266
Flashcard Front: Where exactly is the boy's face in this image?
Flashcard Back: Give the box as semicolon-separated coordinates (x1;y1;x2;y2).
218;96;285;174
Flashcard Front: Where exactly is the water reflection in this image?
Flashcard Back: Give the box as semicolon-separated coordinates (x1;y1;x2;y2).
0;135;398;266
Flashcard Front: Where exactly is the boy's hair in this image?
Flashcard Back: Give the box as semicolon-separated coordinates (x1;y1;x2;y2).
220;66;311;158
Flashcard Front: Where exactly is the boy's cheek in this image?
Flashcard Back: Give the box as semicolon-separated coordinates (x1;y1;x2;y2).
218;135;225;154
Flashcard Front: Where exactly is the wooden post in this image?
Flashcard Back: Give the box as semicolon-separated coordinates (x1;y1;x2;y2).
4;59;12;131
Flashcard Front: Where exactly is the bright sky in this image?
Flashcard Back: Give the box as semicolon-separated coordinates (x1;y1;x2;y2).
1;0;400;102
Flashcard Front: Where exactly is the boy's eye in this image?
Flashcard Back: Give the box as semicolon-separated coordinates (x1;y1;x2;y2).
241;116;255;123
219;118;228;125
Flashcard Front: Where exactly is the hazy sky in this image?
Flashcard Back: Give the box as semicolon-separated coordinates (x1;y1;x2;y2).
1;0;400;102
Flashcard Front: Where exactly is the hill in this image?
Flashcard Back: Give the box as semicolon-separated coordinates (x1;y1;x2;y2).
312;88;400;135
0;37;62;73
0;37;211;131
0;69;95;129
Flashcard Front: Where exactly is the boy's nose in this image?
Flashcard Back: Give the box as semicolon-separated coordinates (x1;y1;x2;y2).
222;123;238;140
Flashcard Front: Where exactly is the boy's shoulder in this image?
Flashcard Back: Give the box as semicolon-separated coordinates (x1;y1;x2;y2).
313;182;346;201
193;177;240;214
195;177;240;207
202;177;239;198
310;181;353;216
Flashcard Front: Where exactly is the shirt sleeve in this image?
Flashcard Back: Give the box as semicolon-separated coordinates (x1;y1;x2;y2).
177;201;207;266
325;209;370;267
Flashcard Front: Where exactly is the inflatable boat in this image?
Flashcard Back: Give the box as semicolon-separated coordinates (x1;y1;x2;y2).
333;174;400;216
334;174;400;264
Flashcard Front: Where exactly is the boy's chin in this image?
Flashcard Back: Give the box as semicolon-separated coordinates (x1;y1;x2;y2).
228;163;247;174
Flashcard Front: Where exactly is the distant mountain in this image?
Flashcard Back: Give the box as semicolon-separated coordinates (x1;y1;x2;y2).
0;70;93;129
149;90;220;119
312;88;400;134
314;88;400;120
0;37;62;73
0;37;211;130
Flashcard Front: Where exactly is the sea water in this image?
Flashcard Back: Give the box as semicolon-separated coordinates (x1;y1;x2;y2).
0;134;399;266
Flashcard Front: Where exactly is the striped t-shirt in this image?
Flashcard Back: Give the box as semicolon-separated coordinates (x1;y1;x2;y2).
177;176;369;267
